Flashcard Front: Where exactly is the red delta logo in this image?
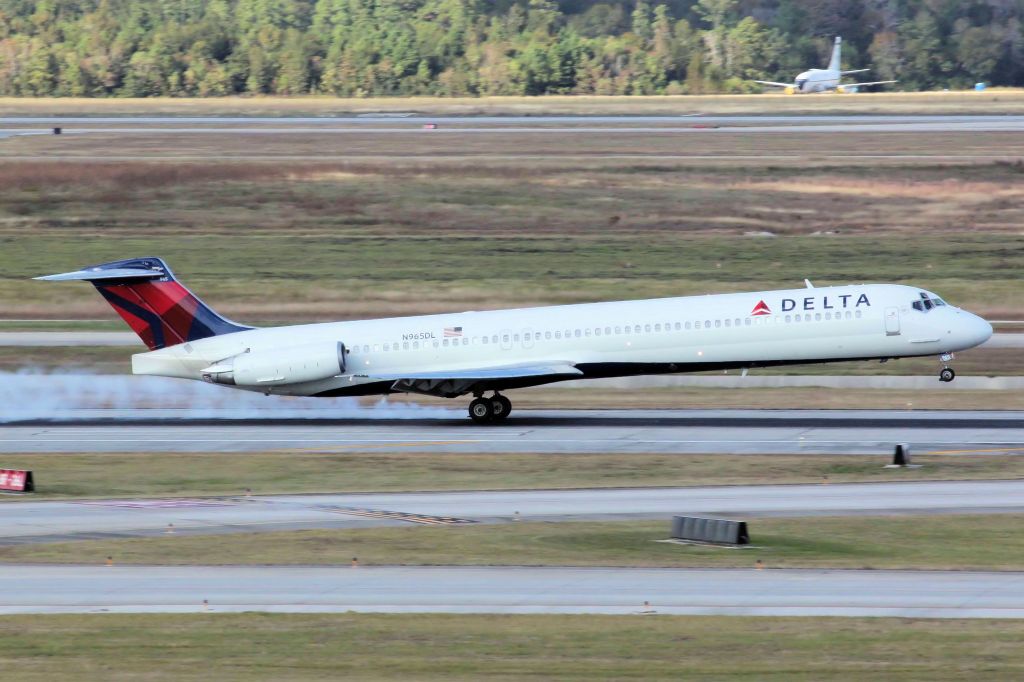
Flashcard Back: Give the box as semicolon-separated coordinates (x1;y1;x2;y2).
751;300;772;316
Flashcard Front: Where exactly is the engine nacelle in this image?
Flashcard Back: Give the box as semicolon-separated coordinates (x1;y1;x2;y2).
202;342;346;387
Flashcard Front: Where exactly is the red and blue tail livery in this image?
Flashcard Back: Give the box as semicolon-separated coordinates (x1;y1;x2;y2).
35;257;250;350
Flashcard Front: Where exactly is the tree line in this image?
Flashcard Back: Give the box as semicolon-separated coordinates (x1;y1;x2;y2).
0;0;1020;97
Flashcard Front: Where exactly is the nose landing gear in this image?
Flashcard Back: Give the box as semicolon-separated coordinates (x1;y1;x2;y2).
938;353;956;382
468;393;512;423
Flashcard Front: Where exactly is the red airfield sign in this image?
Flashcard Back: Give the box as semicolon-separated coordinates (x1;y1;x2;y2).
0;469;33;492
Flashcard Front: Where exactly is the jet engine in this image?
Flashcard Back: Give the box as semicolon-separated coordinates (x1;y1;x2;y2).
201;342;346;386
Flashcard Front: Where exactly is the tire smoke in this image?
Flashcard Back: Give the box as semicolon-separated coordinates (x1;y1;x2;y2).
0;370;460;422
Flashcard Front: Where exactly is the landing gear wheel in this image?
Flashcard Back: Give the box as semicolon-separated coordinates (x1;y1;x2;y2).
939;367;955;383
469;397;494;423
491;394;512;420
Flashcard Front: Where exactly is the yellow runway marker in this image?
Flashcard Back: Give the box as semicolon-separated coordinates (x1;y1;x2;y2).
925;447;1024;455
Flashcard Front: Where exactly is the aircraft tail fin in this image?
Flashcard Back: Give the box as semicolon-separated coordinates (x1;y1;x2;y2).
35;257;251;350
828;36;842;72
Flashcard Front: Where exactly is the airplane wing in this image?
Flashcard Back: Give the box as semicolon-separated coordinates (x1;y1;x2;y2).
753;80;795;88
838;80;897;91
359;363;582;382
354;362;583;398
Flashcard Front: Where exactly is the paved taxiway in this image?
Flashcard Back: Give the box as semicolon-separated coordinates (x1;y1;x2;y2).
3;114;1024;138
5;479;1024;544
5;565;1024;617
4;409;1022;454
3;123;1021;136
3;115;1018;123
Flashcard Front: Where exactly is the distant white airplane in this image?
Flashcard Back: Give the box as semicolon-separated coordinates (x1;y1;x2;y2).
39;258;991;423
755;37;896;94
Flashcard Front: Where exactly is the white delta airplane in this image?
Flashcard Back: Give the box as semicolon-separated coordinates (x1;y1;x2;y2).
39;258;992;423
755;37;896;94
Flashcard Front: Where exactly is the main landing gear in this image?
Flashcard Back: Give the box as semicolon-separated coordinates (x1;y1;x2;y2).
468;393;512;424
939;353;956;383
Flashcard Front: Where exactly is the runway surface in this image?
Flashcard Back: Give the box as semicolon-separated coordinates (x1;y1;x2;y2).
3;115;1018;123
4;479;1024;544
3;408;1022;453
5;565;1024;617
2;114;1023;137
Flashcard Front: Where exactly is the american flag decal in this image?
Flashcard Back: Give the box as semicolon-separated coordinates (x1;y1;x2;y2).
444;326;463;338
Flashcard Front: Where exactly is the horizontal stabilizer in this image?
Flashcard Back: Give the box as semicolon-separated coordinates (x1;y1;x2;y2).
753;80;795;88
35;267;165;282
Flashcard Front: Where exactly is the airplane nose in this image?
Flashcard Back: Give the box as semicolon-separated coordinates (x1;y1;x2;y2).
965;312;993;347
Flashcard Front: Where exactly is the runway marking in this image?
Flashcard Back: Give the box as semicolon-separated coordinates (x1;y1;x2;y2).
319;506;476;525
925;447;1024;455
4;154;1023;163
7;438;1020;447
75;499;238;509
0;438;490;443
279;440;479;453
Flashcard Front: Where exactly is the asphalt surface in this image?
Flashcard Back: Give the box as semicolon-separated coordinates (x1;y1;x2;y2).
5;565;1024;617
2;123;1020;136
3;115;1018;123
4;479;1024;544
3;408;1022;453
3;114;1024;137
0;331;142;346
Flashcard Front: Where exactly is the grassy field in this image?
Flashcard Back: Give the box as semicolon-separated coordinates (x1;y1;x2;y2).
3;90;1024;116
5;515;1024;571
1;451;1021;501
1;156;1023;322
3;613;1023;681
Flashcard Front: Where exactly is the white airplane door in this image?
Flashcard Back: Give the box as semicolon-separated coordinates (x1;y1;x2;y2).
884;307;900;336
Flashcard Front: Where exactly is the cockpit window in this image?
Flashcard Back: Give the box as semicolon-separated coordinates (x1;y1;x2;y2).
912;291;945;312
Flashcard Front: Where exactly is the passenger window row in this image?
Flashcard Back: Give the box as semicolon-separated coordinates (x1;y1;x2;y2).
352;308;862;355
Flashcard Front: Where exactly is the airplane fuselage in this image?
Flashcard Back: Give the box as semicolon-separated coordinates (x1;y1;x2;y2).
133;283;992;398
794;68;840;93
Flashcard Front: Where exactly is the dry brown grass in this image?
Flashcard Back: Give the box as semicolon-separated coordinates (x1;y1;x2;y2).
0;161;286;191
732;177;1024;200
5;130;1024;168
3;90;1024;115
2;129;1022;321
2;155;1023;238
